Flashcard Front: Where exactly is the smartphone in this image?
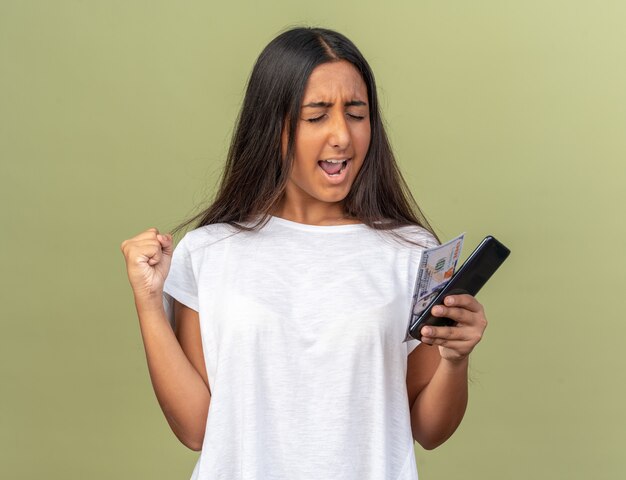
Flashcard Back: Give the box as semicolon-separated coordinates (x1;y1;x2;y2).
408;235;511;341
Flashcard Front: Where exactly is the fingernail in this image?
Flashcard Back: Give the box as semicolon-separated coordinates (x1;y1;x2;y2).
422;327;431;336
433;306;443;315
446;297;454;305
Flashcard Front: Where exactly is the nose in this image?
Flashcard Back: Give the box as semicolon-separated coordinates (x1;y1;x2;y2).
327;113;351;150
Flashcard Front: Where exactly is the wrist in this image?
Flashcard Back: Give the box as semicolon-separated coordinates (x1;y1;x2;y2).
133;293;164;314
439;355;469;373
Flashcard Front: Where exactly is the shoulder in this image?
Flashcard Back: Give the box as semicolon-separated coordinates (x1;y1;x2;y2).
179;223;243;254
385;223;440;250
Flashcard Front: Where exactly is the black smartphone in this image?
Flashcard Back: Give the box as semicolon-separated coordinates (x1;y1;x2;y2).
408;235;511;341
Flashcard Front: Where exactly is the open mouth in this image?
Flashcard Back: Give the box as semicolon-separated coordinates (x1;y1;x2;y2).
318;159;350;177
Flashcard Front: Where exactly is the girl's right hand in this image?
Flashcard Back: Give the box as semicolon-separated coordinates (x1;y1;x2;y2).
120;228;173;305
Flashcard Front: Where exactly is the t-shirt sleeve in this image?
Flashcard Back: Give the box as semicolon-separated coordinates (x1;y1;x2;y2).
162;234;199;330
405;228;441;356
405;336;421;356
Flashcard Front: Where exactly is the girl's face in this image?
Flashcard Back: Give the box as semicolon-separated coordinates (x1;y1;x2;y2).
281;60;371;217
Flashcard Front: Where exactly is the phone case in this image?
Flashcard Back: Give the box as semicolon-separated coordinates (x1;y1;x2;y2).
408;235;511;340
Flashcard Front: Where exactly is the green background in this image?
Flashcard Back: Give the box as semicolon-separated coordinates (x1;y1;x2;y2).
2;1;624;478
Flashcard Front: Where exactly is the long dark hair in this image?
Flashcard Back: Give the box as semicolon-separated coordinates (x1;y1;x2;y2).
170;26;439;246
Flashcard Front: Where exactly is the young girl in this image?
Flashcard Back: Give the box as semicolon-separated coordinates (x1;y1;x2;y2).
121;27;488;480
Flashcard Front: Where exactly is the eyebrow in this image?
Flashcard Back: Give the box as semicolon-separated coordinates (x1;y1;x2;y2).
302;100;368;108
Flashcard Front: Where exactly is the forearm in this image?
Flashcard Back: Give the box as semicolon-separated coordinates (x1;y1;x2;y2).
410;356;469;450
135;296;210;450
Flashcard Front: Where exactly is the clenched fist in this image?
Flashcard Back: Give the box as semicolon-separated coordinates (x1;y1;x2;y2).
120;228;173;306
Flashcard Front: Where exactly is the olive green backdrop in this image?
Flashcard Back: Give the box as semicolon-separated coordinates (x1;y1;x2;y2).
2;1;624;478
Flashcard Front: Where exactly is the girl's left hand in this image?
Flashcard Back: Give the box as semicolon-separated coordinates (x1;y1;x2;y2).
419;294;488;363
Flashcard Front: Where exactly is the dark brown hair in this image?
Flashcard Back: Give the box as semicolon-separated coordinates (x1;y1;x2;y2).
170;26;439;246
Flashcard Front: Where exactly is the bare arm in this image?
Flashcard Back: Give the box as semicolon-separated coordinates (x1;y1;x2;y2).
406;294;487;450
135;297;210;451
407;345;468;449
121;228;210;451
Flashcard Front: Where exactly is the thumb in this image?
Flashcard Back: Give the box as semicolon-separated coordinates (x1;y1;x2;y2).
157;233;174;256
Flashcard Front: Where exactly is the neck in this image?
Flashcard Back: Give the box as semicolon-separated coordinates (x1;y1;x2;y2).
269;203;360;226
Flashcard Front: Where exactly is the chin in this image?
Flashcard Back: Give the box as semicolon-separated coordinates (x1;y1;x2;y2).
317;189;351;203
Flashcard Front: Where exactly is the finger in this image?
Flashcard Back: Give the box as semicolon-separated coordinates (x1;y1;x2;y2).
422;329;484;348
443;294;483;313
125;242;161;263
128;241;163;253
156;234;174;254
420;337;471;351
430;305;474;325
420;325;467;342
145;247;164;265
130;228;161;242
133;239;162;247
122;233;157;250
422;322;485;344
148;257;159;265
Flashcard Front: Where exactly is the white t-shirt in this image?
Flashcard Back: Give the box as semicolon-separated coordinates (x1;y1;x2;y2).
162;215;438;480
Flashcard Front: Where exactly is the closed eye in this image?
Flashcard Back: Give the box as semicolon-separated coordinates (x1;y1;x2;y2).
306;113;366;123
